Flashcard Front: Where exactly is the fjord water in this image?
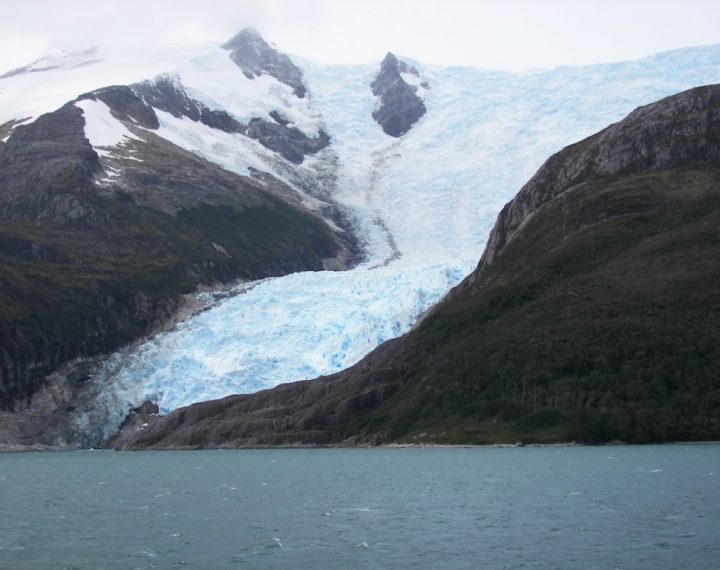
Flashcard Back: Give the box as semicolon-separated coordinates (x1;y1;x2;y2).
1;446;718;569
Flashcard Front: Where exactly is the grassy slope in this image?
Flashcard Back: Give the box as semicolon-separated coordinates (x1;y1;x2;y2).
356;168;720;444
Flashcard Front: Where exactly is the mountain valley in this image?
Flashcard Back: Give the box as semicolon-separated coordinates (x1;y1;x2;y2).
1;29;720;448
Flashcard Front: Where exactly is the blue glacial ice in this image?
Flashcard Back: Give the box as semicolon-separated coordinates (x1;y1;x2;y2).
77;45;720;440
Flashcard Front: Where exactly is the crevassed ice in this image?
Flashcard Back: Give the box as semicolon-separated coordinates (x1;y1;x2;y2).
77;46;720;441
91;262;471;417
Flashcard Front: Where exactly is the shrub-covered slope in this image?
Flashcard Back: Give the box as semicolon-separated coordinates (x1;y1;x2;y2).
124;84;720;448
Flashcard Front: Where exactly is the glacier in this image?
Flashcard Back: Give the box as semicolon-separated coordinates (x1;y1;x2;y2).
61;44;720;442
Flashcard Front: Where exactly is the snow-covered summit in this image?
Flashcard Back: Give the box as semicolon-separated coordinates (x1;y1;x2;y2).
0;29;330;188
0;44;102;79
222;27;307;98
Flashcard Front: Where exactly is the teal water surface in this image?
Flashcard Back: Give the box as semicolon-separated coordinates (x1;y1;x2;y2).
1;445;718;569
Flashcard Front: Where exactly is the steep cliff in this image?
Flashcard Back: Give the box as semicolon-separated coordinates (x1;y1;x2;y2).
124;84;720;448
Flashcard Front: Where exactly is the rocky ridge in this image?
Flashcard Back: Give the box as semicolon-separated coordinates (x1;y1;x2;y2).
131;74;330;164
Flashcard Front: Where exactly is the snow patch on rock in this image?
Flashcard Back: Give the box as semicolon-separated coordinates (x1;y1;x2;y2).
75;98;141;158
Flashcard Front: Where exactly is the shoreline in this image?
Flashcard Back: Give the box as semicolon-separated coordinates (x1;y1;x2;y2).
2;440;719;453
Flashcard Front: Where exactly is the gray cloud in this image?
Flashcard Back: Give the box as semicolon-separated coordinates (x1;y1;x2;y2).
1;0;719;73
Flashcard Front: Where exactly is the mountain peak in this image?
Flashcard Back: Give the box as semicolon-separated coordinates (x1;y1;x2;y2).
222;27;306;98
381;52;399;67
221;27;265;51
379;52;419;76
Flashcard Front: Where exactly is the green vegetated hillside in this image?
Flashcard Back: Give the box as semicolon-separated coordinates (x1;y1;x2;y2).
360;167;720;444
125;84;720;449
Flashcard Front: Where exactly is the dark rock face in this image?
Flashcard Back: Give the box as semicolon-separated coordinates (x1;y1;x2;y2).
222;28;307;98
247;115;330;164
124;84;720;449
132;75;245;133
78;85;160;129
0;103;101;225
371;52;428;137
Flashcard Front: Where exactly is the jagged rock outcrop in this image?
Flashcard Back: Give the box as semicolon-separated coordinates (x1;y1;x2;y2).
246;114;330;164
0;292;179;415
222;27;307;98
131;76;244;133
124;84;720;448
130;75;329;164
79;85;160;130
371;52;428;137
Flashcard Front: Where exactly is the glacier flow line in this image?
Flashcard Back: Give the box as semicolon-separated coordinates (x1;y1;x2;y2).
365;139;404;268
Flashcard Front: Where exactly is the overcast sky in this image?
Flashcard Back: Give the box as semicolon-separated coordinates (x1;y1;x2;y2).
1;0;720;73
